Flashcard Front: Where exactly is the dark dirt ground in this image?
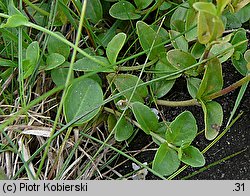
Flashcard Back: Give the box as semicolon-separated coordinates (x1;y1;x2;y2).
116;55;250;180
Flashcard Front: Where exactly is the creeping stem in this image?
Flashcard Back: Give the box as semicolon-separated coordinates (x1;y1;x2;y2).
157;74;250;107
204;74;250;100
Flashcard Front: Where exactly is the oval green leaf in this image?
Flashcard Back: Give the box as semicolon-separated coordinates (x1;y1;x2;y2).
185;8;198;41
197;57;223;99
209;42;234;63
115;116;134;141
45;53;65;70
151;58;179;98
136;21;166;60
23;41;40;78
202;101;223;140
166;111;197;147
131;102;159;134
193;2;217;15
107;32;127;64
231;29;248;53
169;30;188;52
47;32;70;59
73;56;113;72
1;14;28;28
152;122;170;146
187;77;201;99
151;79;175;99
22;59;33;79
108;73;148;103
167;49;197;76
191;41;205;59
51;66;74;86
134;0;153;9
180;146;205;167
63;78;103;125
232;52;248;76
85;0;103;24
109;1;141;20
170;3;188;32
26;41;40;66
152;143;180;176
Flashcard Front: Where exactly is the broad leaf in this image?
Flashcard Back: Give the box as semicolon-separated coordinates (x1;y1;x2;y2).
191;42;205;59
202;101;223;140
196;12;224;44
86;0;103;24
109;1;141;20
151;25;170;43
187;77;201;99
151;58;179;98
107;73;148;103
8;0;24;16
51;66;74;86
179;146;205;167
232;52;248;75
115;116;134;141
216;0;231;15
0;14;28;28
166;111;197;147
209;42;234;63
136;21;165;60
23;41;40;78
26;41;40;66
193;2;217;15
107;33;126;64
45;53;65;70
170;3;189;32
134;0;153;9
197;57;223;99
73;56;113;72
231;28;248;53
152;80;175;99
22;60;33;79
159;2;171;11
152;122;170;146
169;30;188;52
185;8;198;41
107;114;117;133
63;78;103;125
131;102;159;134
234;3;250;23
152;143;180;176
167;49;197;76
47;32;70;59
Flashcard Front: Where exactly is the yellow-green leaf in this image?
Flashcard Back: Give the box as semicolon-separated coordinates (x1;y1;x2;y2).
201;101;223;140
1;14;28;28
107;33;126;64
197;57;223;99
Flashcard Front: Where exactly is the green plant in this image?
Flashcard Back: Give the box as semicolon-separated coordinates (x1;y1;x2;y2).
0;0;249;179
